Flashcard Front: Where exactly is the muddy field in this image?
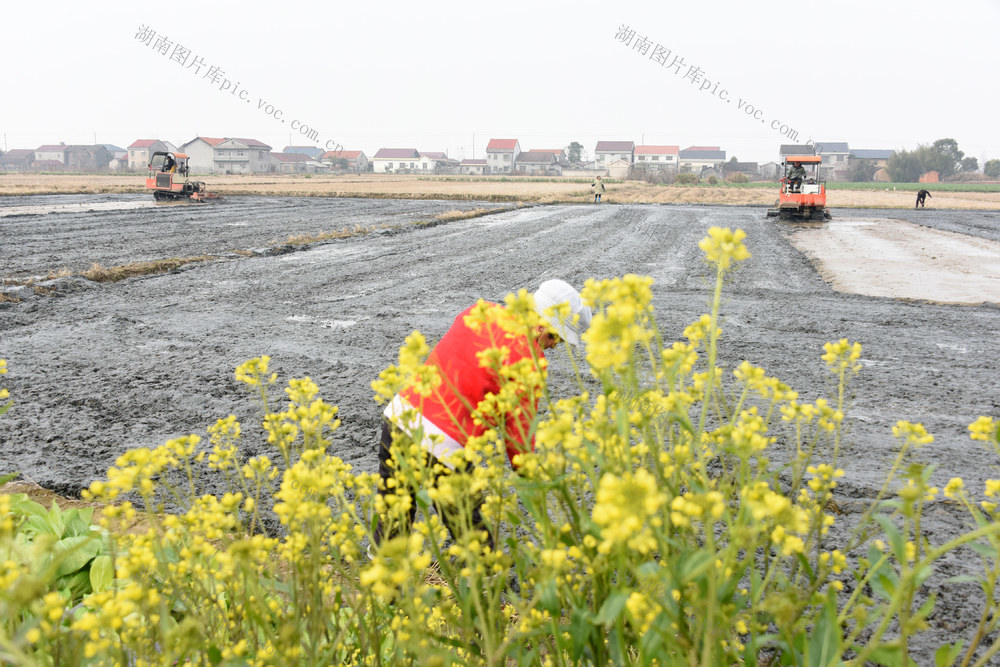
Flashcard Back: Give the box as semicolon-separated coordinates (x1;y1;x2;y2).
2;194;999;660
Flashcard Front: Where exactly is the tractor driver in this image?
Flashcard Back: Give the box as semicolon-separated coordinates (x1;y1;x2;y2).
162;154;176;173
787;161;806;193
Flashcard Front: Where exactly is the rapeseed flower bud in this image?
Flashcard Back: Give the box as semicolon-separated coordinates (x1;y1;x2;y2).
235;355;277;387
822;339;863;375
943;477;965;499
892;421;934;447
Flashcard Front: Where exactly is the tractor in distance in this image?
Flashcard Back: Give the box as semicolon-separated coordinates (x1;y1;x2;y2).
145;151;221;202
766;155;831;221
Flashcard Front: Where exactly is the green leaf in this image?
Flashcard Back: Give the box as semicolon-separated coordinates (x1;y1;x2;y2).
875;515;906;563
53;535;101;577
569;609;594;662
0;472;20;486
680;551;714;583
807;595;844;667
968;541;998;560
594;590;629;626
868;645;904;667
935;640;964;667
538;578;560;617
89;555;113;593
206;646;223;665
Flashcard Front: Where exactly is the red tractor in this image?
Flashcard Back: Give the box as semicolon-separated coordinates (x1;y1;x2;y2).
767;155;830;221
145;151;221;202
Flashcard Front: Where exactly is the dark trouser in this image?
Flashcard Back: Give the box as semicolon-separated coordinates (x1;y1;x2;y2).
916;195;925;208
372;421;492;551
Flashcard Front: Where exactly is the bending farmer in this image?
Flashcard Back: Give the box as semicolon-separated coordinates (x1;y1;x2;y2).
373;279;592;551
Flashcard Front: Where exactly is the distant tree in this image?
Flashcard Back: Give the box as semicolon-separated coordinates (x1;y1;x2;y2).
886;150;924;182
961;157;979;172
334;158;349;170
985;159;1000;179
729;156;738;163
848;158;878;182
567;142;584;164
930;138;964;178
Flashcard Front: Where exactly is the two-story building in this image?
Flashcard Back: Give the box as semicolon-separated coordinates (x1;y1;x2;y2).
678;146;726;172
178;137;226;172
212;138;273;173
814;141;851;181
486;139;520;174
633;145;679;171
529;148;569;165
64;145;110;171
35;144;68;166
595;141;635;169
127;139;176;169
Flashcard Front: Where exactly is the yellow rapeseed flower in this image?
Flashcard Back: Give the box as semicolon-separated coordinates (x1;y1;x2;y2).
698;227;751;270
969;416;998;442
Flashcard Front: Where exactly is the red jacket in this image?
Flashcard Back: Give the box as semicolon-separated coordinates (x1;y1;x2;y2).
401;303;545;466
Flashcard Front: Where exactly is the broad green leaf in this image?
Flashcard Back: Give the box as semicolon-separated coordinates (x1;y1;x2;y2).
807;595;844;667
594;590;630;625
0;472;20;486
875;514;906;563
89;555;113;593
53;535;101;577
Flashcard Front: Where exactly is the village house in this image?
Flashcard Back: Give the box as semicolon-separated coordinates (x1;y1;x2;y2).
595;141;635;169
678;146;726;172
271;153;329;173
459;158;487;175
64;145;110;171
779;144;815;162
814;141;851;181
486;139;520;174
607;159;631;179
127;139;176;170
633;145;679;171
212;138;273;173
35;144;68;166
515;150;561;175
529;148;568;165
178;137;226;172
849;149;893;170
758;161;781;180
282;146;324;159
321;150;369;172
722;161;760;181
371;148;420;173
0;149;35;172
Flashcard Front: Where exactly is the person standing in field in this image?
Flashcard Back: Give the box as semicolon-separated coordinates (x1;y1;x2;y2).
916;189;932;208
372;279;592;550
592;175;606;203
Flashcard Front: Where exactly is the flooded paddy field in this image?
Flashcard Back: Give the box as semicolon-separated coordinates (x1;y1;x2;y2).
1;195;999;659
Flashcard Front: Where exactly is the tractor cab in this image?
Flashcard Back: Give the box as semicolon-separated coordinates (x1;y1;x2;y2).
767;155;831;221
148;151;189;176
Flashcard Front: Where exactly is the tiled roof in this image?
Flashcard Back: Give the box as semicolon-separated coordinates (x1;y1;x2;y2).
679;149;726;160
683;145;720;152
231;137;271;148
1;149;34;159
36;145;68;151
595;141;635;152
850;149;894;159
374;148;420;159
271;152;310;162
516;151;556;164
197;137;226;146
779;144;815;156
128;139;159;149
460;159;487;165
529;148;564;154
419;151;448;159
322;150;363;159
486;139;518;151
814;142;850;153
636;145;679;155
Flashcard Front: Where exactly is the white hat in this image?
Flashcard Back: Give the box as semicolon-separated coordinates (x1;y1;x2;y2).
532;279;592;346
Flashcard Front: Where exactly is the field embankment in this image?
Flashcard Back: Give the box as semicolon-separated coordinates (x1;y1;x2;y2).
3;173;999;209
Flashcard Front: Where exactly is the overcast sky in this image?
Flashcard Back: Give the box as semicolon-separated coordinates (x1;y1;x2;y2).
4;0;998;165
